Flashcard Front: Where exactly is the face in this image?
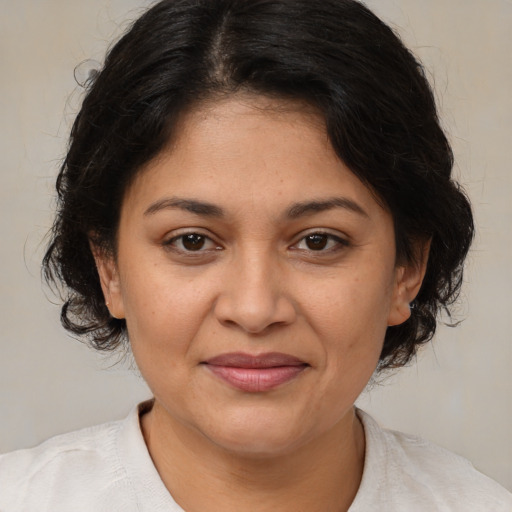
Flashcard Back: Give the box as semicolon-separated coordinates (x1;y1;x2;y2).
96;96;424;456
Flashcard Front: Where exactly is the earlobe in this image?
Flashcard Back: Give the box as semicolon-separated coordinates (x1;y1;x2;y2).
89;241;125;320
387;240;430;327
387;284;413;327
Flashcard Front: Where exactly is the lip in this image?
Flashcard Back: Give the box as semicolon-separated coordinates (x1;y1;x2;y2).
202;352;309;393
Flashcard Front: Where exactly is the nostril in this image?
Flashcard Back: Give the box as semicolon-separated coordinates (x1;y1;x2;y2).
214;293;296;334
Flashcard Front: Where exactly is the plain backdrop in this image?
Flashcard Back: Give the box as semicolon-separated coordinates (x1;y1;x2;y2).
1;0;511;492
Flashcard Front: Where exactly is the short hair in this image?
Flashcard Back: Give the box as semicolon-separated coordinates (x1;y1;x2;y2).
43;0;474;371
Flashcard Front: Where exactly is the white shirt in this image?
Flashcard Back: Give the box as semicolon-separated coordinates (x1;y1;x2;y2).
1;402;511;511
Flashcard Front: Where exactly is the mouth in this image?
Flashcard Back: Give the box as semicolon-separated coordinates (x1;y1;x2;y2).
201;352;309;393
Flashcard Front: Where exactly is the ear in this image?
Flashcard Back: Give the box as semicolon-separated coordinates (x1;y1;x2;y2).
387;239;430;327
89;241;125;320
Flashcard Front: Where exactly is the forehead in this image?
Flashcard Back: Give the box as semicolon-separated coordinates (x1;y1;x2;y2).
123;95;386;221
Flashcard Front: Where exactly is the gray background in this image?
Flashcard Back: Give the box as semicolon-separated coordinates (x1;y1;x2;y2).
1;0;511;491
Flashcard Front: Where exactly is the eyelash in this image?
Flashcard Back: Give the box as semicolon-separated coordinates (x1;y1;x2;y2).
163;231;349;256
291;232;350;253
163;232;222;254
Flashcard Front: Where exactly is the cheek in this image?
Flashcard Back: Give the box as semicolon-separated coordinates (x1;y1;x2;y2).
312;282;390;400
119;264;214;355
305;269;394;336
122;275;204;398
301;267;393;377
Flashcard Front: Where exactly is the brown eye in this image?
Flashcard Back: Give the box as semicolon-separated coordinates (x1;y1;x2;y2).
293;232;349;253
163;231;222;258
305;234;329;250
181;234;206;251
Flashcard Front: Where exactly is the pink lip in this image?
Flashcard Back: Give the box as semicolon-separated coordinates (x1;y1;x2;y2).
202;352;309;393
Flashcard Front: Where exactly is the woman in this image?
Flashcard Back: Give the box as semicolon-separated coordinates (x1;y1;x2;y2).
1;0;510;510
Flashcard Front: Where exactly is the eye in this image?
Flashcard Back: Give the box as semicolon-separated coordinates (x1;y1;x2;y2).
293;232;348;252
164;232;221;252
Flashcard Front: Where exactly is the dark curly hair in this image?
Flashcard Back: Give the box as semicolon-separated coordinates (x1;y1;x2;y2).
43;0;474;370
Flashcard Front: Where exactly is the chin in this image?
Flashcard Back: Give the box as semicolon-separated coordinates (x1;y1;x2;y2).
198;408;318;458
211;431;306;458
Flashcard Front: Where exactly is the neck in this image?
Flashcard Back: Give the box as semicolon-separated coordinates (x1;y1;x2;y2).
141;401;365;512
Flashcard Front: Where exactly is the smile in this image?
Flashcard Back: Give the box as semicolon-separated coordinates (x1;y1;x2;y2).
202;352;309;393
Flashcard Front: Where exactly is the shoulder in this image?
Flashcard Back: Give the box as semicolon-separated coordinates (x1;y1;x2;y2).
350;409;512;512
0;418;120;470
0;416;136;512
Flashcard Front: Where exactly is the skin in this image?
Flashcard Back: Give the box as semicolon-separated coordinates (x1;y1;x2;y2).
94;95;427;512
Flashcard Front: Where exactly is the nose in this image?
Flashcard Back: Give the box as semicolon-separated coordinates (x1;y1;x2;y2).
213;249;297;334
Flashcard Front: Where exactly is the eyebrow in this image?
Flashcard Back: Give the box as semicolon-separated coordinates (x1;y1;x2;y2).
143;196;369;219
285;197;369;219
144;198;224;217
